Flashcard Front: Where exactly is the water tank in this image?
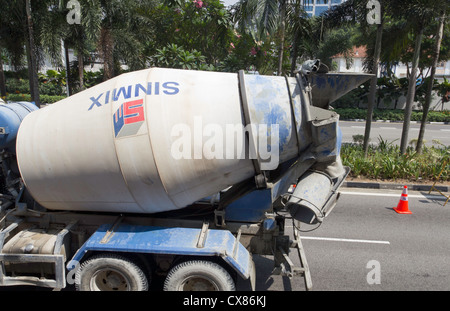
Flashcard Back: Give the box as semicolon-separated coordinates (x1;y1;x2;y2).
0;102;39;153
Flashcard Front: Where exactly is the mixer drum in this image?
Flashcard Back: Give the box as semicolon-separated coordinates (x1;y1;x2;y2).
16;68;302;213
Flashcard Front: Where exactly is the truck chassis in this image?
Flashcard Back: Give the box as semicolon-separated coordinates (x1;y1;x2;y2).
0;196;312;291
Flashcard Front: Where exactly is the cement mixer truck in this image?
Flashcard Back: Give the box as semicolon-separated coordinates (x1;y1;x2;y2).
0;63;371;291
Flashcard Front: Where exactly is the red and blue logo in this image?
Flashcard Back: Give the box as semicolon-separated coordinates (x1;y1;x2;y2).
113;99;145;138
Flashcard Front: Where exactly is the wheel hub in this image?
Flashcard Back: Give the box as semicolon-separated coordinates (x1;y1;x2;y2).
181;276;218;291
91;269;130;291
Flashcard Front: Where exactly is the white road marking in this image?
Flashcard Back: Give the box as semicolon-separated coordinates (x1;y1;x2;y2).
340;191;442;199
287;190;443;247
285;225;391;244
299;236;390;245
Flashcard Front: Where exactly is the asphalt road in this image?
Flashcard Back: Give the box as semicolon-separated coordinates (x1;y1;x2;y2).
239;187;450;291
340;121;450;147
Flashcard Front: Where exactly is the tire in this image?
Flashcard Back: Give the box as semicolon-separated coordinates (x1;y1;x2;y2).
163;260;235;291
75;253;149;291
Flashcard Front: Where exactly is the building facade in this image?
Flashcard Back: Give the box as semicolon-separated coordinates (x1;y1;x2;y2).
302;0;347;17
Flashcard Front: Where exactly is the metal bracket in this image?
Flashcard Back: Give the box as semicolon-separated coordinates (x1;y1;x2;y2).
214;209;226;227
0;220;76;289
238;70;267;189
291;221;313;290
284;75;302;155
0;217;22;250
272;221;313;291
100;214;123;244
196;222;209;248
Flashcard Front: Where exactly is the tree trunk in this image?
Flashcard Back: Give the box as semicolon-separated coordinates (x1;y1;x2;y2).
101;28;114;81
400;27;424;154
277;0;286;76
25;39;34;100
290;29;299;77
416;10;445;154
363;21;383;156
25;0;40;107
64;41;72;96
78;51;84;91
0;51;7;98
291;30;299;77
290;0;301;77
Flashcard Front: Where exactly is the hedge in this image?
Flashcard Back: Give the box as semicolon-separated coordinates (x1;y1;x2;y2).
335;108;450;123
4;94;67;104
341;141;449;182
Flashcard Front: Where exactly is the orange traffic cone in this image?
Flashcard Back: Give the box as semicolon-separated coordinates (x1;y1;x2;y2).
393;185;412;214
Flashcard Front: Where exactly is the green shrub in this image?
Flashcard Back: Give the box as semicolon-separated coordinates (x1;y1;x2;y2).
341;141;449;182
5;78;30;94
335;108;450;123
39;81;65;96
6;78;65;97
6;94;66;104
5;94;31;102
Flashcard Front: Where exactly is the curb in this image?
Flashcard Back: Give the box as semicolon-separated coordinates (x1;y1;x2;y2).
342;181;450;192
342;119;450;125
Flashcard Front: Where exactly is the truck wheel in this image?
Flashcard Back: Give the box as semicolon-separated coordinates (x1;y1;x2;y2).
75;253;149;291
163;260;235;291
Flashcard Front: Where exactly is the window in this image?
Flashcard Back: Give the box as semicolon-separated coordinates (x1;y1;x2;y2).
315;6;329;15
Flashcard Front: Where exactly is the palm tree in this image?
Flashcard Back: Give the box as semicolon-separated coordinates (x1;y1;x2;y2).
391;0;446;154
288;0;310;75
400;29;423;154
42;0;150;84
1;0;64;106
362;0;384;157
96;0;154;81
39;0;72;95
232;0;292;75
65;0;102;92
0;50;6;98
0;1;25;97
41;0;152;89
25;0;41;107
39;0;101;94
277;0;287;75
322;0;384;156
416;4;448;153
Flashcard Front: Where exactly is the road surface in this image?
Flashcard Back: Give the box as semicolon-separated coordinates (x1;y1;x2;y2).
339;121;450;147
238;187;450;291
